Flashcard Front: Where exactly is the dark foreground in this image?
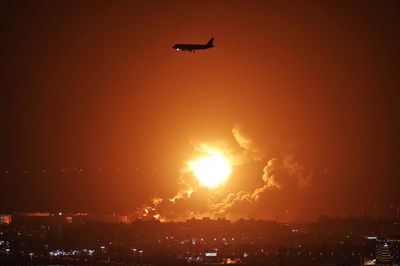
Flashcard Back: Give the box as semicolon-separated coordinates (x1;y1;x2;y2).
0;215;399;265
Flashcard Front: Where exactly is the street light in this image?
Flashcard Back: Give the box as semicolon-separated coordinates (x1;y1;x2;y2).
139;250;143;264
5;248;10;261
132;248;137;265
29;252;34;265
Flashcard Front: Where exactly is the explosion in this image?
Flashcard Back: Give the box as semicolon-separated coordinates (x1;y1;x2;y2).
135;125;314;222
187;149;232;188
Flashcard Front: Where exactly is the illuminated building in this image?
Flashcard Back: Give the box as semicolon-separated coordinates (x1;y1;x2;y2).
70;214;128;223
204;251;218;264
12;212;64;224
0;214;11;224
376;241;391;264
376;237;400;265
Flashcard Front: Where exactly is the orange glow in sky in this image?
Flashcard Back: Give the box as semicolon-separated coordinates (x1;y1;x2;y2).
188;149;232;188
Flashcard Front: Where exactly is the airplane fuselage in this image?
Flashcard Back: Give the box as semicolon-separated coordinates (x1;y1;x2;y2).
172;38;215;52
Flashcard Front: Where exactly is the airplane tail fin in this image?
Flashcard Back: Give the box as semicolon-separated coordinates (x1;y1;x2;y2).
206;37;214;47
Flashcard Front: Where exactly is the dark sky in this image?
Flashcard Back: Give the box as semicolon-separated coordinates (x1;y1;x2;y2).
1;1;400;218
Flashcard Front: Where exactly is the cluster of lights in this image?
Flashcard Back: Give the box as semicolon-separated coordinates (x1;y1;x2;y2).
49;250;66;256
185;256;204;263
49;249;95;257
131;248;144;255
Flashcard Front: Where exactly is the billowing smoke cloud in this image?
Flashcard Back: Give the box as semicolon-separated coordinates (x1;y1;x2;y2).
208;153;313;218
231;124;262;163
262;158;282;188
262;155;312;189
135;126;314;222
232;124;256;153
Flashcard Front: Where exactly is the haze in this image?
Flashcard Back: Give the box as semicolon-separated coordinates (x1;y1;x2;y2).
1;1;400;221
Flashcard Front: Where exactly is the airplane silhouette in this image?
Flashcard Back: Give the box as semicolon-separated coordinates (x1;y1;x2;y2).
172;38;214;53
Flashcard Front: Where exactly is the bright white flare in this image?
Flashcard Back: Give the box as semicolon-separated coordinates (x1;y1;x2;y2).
188;150;232;188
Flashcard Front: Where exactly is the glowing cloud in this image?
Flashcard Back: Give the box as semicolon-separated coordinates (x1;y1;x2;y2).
232;125;253;151
232;124;262;163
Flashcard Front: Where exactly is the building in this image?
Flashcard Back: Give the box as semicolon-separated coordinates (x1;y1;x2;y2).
12;212;64;224
376;237;400;265
69;213;129;223
376;241;391;264
0;214;11;224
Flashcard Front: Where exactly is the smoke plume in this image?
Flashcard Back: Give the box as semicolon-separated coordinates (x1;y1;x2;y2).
135;126;314;221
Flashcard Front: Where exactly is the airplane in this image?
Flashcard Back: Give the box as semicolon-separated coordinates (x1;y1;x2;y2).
172;37;215;52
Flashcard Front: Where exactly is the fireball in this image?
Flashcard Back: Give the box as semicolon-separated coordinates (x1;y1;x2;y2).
188;149;232;188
